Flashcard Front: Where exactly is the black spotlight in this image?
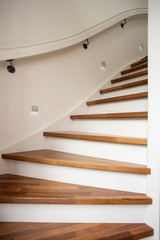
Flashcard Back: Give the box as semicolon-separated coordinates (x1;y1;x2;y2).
7;59;16;73
121;19;127;28
83;39;89;49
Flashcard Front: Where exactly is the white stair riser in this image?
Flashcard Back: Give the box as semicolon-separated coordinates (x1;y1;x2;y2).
0;204;146;223
87;99;147;114
96;84;148;100
101;76;148;92
46;138;147;165
98;86;148;98
7;160;147;193
72;119;147;138
86;78;147;103
143;238;153;240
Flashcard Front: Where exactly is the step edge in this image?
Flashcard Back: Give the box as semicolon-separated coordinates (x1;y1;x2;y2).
2;153;151;175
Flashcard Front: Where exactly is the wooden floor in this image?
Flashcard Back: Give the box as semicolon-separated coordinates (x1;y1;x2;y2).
0;222;154;240
2;149;151;174
0;174;152;204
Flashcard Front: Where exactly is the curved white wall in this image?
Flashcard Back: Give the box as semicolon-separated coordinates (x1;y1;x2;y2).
0;15;147;154
0;0;147;60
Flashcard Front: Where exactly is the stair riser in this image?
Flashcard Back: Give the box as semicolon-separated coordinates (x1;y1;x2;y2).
46;138;147;165
111;71;148;84
121;64;148;75
0;204;146;223
99;83;148;98
87;99;147;114
142;238;153;240
7;160;147;193
71;119;147;138
101;75;147;91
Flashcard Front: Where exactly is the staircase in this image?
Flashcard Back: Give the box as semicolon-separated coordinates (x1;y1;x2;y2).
0;56;154;239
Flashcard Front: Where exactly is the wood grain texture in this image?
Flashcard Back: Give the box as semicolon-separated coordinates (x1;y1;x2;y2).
43;131;147;145
86;92;148;106
0;174;152;204
100;79;148;94
111;70;148;83
2;149;151;174
131;56;148;68
121;63;148;75
0;222;154;240
70;112;148;120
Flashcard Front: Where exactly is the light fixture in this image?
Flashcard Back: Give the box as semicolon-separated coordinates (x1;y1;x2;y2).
31;105;39;114
7;59;15;73
121;19;127;28
139;43;143;51
101;61;106;71
83;39;89;49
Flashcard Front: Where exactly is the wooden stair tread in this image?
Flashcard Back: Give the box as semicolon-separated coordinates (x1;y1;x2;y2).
43;131;147;145
0;222;154;240
0;174;152;204
121;63;148;75
100;79;148;94
2;149;150;174
111;70;148;84
131;56;148;68
87;92;148;106
70;112;148;120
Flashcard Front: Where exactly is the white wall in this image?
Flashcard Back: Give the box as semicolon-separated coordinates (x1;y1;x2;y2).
0;0;147;59
145;0;160;239
0;15;147;154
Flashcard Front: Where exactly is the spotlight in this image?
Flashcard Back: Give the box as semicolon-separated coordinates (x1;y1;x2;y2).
7;59;15;73
121;19;127;28
83;39;89;49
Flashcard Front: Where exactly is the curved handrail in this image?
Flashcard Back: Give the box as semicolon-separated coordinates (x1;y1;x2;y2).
0;8;147;61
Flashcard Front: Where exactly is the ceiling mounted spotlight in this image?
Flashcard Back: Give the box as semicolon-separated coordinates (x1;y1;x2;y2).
83;39;89;49
121;19;127;28
7;59;16;73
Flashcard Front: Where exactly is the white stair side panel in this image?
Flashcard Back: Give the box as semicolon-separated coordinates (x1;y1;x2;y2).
7;160;147;193
46;138;147;165
0;204;146;223
71;119;147;138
